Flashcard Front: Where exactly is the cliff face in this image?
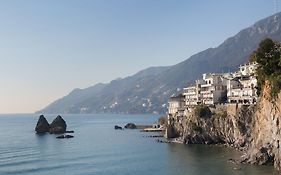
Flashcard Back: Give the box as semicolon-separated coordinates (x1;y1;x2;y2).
243;81;281;169
167;104;254;148
167;84;281;170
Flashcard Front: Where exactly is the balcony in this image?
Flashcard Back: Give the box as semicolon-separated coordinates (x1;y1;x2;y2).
200;90;213;95
201;84;212;88
183;91;196;96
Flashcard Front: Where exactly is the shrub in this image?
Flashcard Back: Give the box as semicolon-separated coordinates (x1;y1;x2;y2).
251;38;281;97
269;73;281;97
191;122;203;134
194;105;212;119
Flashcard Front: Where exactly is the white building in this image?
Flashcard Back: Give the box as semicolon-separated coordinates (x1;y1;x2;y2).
168;61;259;116
199;73;228;105
227;62;258;104
167;94;185;115
183;84;199;106
182;73;229;106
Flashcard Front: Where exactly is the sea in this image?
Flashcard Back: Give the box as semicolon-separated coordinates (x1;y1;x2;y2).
0;114;278;175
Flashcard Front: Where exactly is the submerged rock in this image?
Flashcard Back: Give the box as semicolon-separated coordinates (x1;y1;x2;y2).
56;134;74;139
49;115;67;134
56;135;65;139
124;123;137;129
114;125;123;130
65;135;74;138
35;115;50;134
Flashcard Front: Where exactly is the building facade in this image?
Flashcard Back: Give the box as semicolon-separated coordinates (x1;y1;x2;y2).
167;62;258;115
183;85;199;106
227;62;258;104
183;73;229;107
167;94;185;115
199;73;228;105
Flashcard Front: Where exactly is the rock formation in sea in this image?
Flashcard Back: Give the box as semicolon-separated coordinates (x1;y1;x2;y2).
56;134;74;139
49;115;67;134
114;125;123;130
124;123;137;129
35;115;50;133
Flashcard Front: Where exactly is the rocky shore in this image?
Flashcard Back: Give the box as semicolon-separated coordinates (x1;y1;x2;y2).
165;83;281;171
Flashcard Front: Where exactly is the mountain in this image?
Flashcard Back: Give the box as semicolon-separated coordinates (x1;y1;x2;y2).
38;12;281;114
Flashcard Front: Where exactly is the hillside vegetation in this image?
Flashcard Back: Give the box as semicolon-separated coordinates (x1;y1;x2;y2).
250;38;281;97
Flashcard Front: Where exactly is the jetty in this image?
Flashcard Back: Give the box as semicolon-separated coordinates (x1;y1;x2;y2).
140;127;165;132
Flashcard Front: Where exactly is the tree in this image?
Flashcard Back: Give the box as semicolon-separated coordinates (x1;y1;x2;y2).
251;38;281;97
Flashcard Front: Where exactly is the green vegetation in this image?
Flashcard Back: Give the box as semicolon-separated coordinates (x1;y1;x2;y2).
249;38;281;97
194;105;212;119
191;122;203;134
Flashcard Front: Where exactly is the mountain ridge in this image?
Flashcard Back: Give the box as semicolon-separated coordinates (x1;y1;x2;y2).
38;12;281;114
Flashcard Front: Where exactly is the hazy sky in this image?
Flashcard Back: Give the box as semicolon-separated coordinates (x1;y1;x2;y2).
0;0;276;113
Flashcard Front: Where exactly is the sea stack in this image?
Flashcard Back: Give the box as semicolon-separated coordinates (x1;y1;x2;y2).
49;115;67;134
35;115;50;134
124;123;137;129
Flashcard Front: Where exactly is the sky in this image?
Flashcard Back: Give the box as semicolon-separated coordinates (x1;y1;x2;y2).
0;0;277;113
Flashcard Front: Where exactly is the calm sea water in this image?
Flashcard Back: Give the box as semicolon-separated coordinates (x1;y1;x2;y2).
0;114;277;175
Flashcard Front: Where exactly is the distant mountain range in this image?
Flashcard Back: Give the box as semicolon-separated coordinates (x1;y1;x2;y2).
38;12;281;115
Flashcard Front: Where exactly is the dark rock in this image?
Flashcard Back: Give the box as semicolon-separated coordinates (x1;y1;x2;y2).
240;156;249;164
65;130;74;133
254;147;274;165
114;125;123;130
124;123;137;129
49;115;67;134
65;135;74;138
156;139;169;143
35;115;50;134
56;135;65;139
56;134;74;139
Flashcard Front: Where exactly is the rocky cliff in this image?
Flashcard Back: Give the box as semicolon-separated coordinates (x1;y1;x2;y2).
243;81;281;169
167;104;254;149
166;85;281;171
